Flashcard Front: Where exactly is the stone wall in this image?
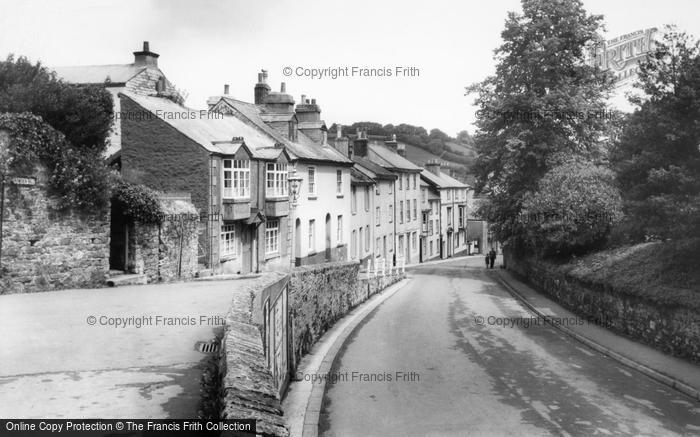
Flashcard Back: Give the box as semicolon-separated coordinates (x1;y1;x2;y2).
505;250;700;364
288;261;404;372
219;273;289;437
0;168;110;294
128;199;199;283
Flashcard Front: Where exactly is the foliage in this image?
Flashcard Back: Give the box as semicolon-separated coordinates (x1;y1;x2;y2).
520;160;623;257
0;112;112;210
612;26;700;241
112;179;164;224
466;0;615;248
0;55;113;154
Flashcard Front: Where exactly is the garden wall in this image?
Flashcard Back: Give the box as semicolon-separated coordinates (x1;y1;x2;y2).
0;167;109;294
504;250;700;364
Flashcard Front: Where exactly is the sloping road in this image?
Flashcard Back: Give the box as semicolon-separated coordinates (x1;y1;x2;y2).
0;276;276;418
319;258;700;436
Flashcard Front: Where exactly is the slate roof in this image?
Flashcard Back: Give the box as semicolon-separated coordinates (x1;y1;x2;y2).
53;64;146;85
420;169;468;189
214;97;352;166
122;92;281;158
368;144;423;172
353;156;397;180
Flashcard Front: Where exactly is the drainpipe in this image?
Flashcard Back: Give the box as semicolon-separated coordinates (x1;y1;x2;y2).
0;175;4;274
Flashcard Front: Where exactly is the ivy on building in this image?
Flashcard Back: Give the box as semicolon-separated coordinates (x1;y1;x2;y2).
0;112;113;211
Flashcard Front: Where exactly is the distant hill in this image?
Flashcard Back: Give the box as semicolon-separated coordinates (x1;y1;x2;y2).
330;122;477;184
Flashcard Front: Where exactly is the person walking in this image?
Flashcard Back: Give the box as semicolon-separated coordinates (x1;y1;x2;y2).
489;248;496;269
484;252;490;269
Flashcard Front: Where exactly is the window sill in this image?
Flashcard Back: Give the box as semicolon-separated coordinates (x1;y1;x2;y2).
222;198;251;204
220;254;237;262
308;195;318;200
336;194;344;198
265;252;280;260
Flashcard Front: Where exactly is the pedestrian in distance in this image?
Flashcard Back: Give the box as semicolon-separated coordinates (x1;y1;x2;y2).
485;253;490;269
489;248;496;269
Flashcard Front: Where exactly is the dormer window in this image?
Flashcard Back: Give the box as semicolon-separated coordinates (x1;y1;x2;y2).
155;76;166;93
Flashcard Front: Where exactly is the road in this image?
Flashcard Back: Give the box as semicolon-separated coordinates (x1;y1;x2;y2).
0;274;278;418
319;257;700;436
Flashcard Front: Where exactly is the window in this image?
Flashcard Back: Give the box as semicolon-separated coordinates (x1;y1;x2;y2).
447;207;453;226
222;159;250;199
413;199;417;221
358;228;363;255
376;207;380;226
430;241;434;256
413;174;417;190
266;163;288;197
220;224;237;257
447;189;452;201
364;186;370;211
337;215;343;244
376;237;381;254
421;187;427;204
308;166;316;195
336;170;343;194
412;232;417;251
389;233;393;251
459;206;465;228
399;175;403;190
389;182;393;194
399;201;404;224
389;204;393;223
365;225;370;251
265;220;279;255
398;235;404;253
351;186;357;214
308;219;315;251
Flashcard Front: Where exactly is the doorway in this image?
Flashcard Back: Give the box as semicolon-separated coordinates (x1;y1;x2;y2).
325;213;331;261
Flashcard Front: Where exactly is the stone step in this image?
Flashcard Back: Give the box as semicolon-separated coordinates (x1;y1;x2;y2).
105;274;148;287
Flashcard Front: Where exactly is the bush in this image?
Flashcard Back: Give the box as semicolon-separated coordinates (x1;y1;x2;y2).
521;160;623;257
112;180;164;224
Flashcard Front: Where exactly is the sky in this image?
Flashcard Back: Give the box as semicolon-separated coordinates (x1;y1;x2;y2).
1;0;700;137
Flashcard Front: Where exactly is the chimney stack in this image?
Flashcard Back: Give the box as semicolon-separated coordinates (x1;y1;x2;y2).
425;159;441;176
353;129;369;157
337;124;343;139
224;84;230;95
254;69;271;104
133;41;159;67
385;134;399;153
280;82;286;93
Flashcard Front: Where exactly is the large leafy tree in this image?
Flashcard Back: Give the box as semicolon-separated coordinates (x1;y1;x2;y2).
612;27;700;241
0;55;113;154
467;0;615;247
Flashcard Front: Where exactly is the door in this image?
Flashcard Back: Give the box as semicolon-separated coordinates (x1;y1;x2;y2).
242;225;252;274
325;213;331;261
109;201;128;271
405;233;410;263
383;236;387;260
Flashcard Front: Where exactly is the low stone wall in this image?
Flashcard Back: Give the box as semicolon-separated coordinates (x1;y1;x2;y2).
129;200;199;283
288;261;404;372
0;170;109;294
219;273;289;437
505;250;700;364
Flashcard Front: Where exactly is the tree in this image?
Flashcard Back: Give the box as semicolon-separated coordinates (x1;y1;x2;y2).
0;55;113;154
466;0;615;248
612;26;700;241
520;160;623;257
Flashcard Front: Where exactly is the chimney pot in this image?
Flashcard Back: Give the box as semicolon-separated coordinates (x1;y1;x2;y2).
143;41;150;51
224;84;230;95
301;94;306;103
337;124;343;138
281;82;286;93
262;70;268;81
311;98;316;105
258;72;263;82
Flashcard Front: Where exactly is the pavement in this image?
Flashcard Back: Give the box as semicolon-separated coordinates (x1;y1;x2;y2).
492;267;700;401
0;275;276;418
282;278;411;437
318;257;700;436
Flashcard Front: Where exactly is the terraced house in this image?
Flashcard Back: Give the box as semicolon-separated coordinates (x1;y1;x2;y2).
207;71;353;267
420;160;469;259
